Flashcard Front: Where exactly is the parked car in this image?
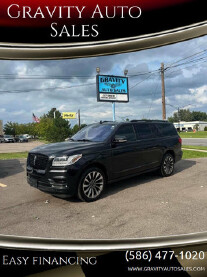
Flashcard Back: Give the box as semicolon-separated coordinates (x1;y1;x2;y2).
4;135;15;143
23;134;32;139
186;128;193;132
27;120;182;202
0;135;4;143
15;135;29;143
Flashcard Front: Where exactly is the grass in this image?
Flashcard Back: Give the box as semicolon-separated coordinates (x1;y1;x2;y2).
182;145;207;151
179;131;207;138
0;152;28;160
182;149;207;159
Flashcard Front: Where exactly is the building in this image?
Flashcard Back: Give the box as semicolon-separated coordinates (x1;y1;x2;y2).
0;120;3;135
173;121;207;132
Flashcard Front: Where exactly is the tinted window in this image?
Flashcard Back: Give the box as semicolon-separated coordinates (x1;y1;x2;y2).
135;123;154;139
156;123;177;136
149;124;159;137
115;125;136;142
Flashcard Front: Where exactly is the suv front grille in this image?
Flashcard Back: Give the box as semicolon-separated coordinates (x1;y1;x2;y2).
28;153;48;170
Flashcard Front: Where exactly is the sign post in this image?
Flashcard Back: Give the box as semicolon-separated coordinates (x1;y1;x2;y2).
112;102;115;121
96;74;129;121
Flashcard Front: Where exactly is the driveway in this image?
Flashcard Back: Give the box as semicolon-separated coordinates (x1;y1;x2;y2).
0;158;206;240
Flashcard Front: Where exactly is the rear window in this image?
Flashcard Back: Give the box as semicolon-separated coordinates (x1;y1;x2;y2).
134;123;154;139
156;123;177;136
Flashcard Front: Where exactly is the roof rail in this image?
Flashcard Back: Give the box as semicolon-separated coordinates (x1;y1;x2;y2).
100;120;114;124
130;119;167;123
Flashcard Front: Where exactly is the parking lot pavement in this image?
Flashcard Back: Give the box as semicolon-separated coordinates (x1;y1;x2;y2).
0;141;44;153
0;158;207;240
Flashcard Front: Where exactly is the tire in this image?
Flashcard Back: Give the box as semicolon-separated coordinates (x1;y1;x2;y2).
159;153;174;177
77;167;106;202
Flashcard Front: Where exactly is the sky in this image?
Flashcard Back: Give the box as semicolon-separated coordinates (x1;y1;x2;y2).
1;34;207;127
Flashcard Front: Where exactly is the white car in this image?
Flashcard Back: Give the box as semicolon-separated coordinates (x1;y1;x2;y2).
0;135;4;143
23;134;32;139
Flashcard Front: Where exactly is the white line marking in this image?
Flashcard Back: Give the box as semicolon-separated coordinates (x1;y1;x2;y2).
0;183;7;188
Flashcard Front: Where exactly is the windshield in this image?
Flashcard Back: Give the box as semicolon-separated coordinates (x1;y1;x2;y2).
71;124;116;142
4;135;12;138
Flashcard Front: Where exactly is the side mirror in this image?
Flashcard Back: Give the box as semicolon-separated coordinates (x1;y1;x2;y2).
113;136;127;144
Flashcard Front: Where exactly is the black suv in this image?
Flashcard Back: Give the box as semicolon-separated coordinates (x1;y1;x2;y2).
27;120;182;202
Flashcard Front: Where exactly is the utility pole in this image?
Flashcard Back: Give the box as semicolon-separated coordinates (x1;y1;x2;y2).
161;63;166;120
78;109;81;130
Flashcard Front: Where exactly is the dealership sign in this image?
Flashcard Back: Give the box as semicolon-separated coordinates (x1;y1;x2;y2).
0;0;206;59
62;112;76;119
97;75;129;103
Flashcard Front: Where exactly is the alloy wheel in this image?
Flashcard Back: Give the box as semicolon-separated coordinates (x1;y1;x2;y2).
82;171;104;199
163;155;174;175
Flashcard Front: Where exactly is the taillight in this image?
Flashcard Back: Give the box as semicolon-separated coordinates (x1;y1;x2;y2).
178;137;182;145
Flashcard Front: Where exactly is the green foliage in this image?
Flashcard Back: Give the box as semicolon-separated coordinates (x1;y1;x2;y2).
36;109;72;142
3;122;19;136
3;108;86;143
204;127;207;131
168;109;207;122
193;124;199;131
42;108;62;119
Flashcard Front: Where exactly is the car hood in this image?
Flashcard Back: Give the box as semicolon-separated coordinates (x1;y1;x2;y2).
29;141;104;156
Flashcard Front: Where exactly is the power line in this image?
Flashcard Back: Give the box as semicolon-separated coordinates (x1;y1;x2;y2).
0;82;96;94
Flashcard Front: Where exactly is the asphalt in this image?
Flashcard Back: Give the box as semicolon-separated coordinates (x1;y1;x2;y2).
0;141;44;153
0;158;207;240
182;138;207;146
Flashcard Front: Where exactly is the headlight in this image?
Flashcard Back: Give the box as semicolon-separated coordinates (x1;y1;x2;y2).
52;154;82;167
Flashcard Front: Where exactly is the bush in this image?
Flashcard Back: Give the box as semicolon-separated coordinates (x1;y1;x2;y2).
204;127;207;131
36;117;71;142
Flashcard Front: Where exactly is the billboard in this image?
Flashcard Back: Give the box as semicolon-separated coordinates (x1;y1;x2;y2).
96;75;129;103
62;112;76;119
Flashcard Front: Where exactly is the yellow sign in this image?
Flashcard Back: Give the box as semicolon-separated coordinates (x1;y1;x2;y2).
62;112;76;119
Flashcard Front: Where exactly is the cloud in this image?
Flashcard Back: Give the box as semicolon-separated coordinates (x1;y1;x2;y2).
1;35;207;125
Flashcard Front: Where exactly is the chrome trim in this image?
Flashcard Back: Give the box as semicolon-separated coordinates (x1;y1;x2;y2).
36;169;46;174
49;170;67;173
0;232;207;251
0;21;207;59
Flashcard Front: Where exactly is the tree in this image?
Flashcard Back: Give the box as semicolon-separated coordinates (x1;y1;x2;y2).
3;122;19;136
43;108;62;119
168;109;207;123
168;109;191;122
193;124;199;131
36;108;72;142
191;111;207;121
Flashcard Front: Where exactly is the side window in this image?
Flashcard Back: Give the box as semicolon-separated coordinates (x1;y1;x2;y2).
156;123;178;136
135;124;153;139
115;125;136;142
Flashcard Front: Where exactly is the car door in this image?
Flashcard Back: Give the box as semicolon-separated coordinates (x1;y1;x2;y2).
111;124;139;179
134;123;163;170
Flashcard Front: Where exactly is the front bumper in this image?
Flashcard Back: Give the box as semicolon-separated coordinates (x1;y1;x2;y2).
27;166;81;197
